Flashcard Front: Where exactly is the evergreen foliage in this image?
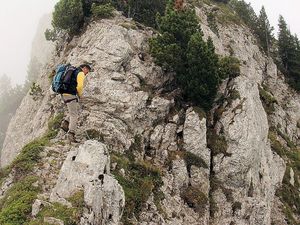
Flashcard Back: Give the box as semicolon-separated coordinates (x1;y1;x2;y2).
91;3;115;18
218;56;240;79
229;0;257;31
48;0;167;38
0;176;40;225
111;153;163;224
52;0;84;35
125;0;167;28
44;28;59;42
278;15;300;91
150;0;240;110
256;6;274;54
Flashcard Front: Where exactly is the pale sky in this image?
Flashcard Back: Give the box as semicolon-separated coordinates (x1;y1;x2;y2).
0;0;58;85
248;0;300;37
0;0;299;85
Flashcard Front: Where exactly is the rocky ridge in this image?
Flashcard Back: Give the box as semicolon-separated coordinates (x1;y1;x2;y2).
0;3;299;225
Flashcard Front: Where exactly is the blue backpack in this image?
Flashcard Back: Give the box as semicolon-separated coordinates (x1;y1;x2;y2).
52;64;77;94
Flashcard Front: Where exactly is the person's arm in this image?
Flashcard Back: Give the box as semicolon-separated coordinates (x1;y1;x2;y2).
76;72;85;97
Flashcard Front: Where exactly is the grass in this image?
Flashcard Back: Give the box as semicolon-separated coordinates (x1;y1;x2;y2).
111;153;163;225
30;191;85;225
0;176;40;225
207;131;230;157
0;113;63;224
207;11;219;36
213;1;243;26
269;127;300;223
120;22;138;30
259;86;277;115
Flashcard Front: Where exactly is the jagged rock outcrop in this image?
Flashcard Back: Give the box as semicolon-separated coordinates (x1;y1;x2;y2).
1;3;299;225
50;140;125;225
197;6;287;224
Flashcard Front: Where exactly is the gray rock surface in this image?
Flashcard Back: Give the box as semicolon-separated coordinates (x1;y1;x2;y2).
50;140;124;225
1;4;299;225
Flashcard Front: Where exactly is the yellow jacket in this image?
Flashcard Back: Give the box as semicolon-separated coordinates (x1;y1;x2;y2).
63;71;85;97
76;72;85;97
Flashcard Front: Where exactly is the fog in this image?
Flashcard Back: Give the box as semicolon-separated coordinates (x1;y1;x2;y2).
0;0;299;85
249;0;300;37
0;0;58;85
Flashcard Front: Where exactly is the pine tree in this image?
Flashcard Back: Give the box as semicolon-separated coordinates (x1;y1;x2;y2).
52;0;84;35
278;15;300;91
184;35;220;108
229;0;257;31
150;0;222;109
278;15;292;70
256;6;273;55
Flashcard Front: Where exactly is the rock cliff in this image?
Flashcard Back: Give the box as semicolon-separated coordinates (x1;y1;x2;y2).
0;3;299;225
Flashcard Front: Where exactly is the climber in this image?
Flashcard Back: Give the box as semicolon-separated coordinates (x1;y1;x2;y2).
60;64;92;142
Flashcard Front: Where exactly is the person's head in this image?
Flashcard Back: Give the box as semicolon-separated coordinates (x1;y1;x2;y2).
80;64;92;75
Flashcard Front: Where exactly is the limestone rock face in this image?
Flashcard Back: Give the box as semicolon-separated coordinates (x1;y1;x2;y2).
183;107;210;167
197;5;287;225
1;3;299;225
50;140;125;225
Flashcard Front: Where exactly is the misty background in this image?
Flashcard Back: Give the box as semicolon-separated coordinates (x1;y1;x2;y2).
0;0;299;85
0;0;58;85
0;0;299;148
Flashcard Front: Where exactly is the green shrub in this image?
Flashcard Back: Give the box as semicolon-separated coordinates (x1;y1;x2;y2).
269;127;300;222
277;129;296;149
0;176;40;225
85;129;104;142
126;0;167;28
12;137;49;176
90;0;166;28
91;3;115;18
52;0;84;35
150;1;240;110
29;82;43;101
229;0;257;31
268;130;285;157
214;0;229;3
27;191;84;225
180;186;208;214
218;56;241;79
207;11;219;35
45;28;59;42
259;86;277;114
208;131;229;156
0;113;64;224
111;155;163;224
48;113;64;138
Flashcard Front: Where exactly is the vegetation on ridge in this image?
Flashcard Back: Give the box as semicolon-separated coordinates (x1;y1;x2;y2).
0;113;64;224
150;0;240;110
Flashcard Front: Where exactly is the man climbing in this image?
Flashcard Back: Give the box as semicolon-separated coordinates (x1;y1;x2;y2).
60;64;91;142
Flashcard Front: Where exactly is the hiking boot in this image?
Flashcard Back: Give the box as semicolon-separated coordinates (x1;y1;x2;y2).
60;120;69;132
68;132;79;143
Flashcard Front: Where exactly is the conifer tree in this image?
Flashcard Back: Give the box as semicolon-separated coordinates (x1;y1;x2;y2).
278;15;300;90
229;0;257;31
256;6;273;54
278;15;292;70
150;0;221;109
